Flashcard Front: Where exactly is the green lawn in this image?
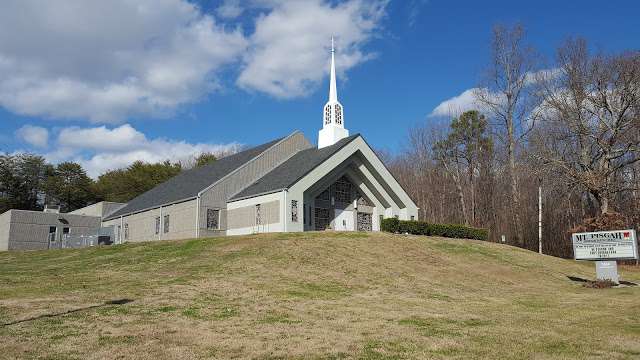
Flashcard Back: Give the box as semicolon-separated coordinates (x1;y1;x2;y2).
0;232;639;359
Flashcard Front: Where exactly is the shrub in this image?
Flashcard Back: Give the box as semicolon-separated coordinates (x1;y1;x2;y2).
381;218;400;233
381;218;488;241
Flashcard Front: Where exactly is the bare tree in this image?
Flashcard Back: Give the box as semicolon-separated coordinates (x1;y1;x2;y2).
384;29;638;259
533;39;640;214
474;23;539;246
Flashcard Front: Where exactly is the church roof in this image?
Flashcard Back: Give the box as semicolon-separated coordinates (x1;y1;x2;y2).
105;136;284;220
230;134;360;201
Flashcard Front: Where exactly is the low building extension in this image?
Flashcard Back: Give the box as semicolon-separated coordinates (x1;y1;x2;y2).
0;202;124;251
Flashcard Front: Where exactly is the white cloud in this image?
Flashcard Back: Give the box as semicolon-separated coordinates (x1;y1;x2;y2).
16;125;49;148
217;0;244;19
237;0;387;98
58;124;147;152
46;124;241;178
0;0;248;123
429;68;558;118
0;0;390;123
408;0;429;27
429;88;485;118
524;68;561;86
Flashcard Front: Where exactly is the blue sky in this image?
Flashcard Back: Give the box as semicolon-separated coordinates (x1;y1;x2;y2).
0;0;638;177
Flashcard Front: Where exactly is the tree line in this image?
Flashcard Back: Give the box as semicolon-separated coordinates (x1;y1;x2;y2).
385;24;640;258
0;152;219;214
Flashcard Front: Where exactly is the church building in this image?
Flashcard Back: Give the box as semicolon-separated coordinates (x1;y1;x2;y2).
101;41;418;242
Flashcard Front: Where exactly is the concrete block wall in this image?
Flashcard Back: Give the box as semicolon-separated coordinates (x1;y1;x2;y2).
6;210;101;251
227;192;283;235
103;199;198;243
0;211;11;251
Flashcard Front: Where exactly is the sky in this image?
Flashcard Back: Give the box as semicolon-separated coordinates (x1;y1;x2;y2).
0;0;638;177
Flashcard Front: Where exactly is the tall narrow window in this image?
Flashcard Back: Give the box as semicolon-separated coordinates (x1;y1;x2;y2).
255;204;261;225
124;224;129;240
335;104;343;124
155;217;160;235
207;209;220;230
291;200;298;222
163;215;170;233
324;105;331;124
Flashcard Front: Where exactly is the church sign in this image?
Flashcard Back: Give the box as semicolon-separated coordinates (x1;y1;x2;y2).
572;230;638;261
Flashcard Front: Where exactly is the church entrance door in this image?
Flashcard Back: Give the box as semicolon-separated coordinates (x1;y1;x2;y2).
334;208;354;231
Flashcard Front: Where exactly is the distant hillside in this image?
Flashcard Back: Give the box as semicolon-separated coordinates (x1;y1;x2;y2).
0;232;639;359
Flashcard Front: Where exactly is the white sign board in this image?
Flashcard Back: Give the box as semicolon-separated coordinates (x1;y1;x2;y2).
572;229;638;261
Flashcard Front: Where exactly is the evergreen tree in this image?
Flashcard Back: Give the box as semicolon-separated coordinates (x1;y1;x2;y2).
94;160;181;202
45;162;95;212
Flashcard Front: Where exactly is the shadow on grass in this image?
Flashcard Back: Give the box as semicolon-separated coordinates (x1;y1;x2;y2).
567;276;637;286
1;298;134;327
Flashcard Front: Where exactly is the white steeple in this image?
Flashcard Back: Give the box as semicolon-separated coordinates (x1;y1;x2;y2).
318;36;349;149
329;37;338;103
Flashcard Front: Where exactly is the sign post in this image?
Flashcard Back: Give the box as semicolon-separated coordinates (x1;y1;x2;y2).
571;229;638;283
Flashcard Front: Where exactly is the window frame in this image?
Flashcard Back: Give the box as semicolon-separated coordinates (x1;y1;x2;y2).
155;217;160;235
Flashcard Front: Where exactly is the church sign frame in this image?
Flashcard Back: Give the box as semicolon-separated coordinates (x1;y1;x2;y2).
571;229;638;261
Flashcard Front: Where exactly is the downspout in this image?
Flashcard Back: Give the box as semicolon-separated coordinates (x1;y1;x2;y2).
195;195;201;238
282;189;288;232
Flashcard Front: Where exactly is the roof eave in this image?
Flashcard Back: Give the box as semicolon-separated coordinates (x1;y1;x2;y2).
228;188;288;203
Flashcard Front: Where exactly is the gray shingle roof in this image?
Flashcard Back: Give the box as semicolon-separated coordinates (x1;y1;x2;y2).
105;137;284;220
230;134;360;201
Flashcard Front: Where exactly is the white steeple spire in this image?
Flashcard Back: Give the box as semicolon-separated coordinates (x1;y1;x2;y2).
329;36;337;102
318;36;349;149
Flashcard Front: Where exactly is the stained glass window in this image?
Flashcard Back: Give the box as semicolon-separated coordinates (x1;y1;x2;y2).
291;200;298;222
207;209;220;230
334;177;351;203
255;204;261;225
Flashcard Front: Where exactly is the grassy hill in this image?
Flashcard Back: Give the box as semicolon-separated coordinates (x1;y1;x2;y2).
0;232;639;359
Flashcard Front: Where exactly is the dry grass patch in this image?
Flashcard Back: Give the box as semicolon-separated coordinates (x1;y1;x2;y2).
0;232;639;359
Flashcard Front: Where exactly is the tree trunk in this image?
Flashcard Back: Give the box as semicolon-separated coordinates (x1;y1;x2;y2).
599;195;610;214
469;161;476;226
507;116;524;246
454;176;469;226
